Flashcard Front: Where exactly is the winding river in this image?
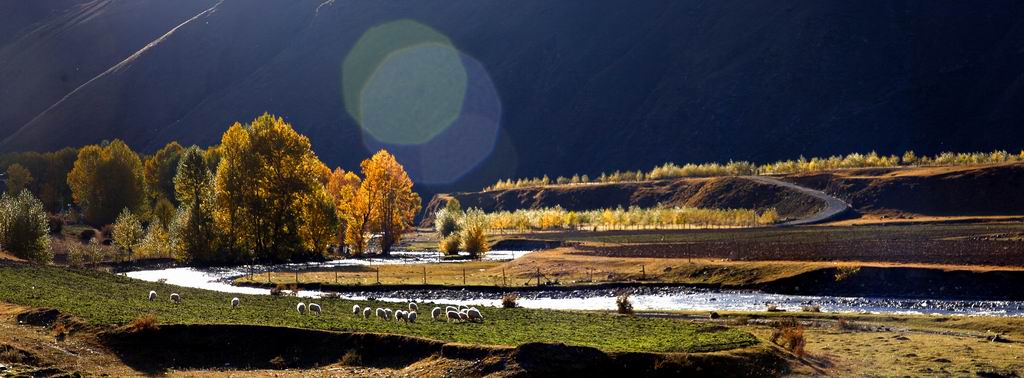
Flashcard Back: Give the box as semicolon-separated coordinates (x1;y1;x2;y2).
125;251;1024;317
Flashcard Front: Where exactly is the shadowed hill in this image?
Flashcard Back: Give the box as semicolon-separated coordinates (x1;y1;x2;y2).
420;176;827;227
2;0;1024;195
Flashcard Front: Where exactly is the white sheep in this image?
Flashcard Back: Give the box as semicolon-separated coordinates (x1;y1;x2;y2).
446;310;461;322
396;310;407;322
408;302;418;312
309;303;322;315
384;308;393;320
445;305;458;314
458;311;469;321
458;305;469;312
231;297;240;308
407;311;417;323
467;308;483;322
148;290;157;301
170;293;181;303
431;307;442;320
376;308;386;319
352;304;361;316
363;307;372;319
297;302;307;315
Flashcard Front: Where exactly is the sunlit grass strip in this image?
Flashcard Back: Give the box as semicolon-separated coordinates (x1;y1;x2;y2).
483;206;779;232
0;264;757;353
486;149;1024;190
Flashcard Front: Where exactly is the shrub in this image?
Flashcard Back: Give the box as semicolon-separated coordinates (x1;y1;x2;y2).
64;240;87;268
434;208;461;238
801;304;821;313
439;234;461;255
78;229;96;243
769;318;807;357
616;292;634;315
47;215;64;235
100;224;114;239
113;208;143;260
0;190;52;263
502;293;519;308
459;208;489;257
124;314;159;333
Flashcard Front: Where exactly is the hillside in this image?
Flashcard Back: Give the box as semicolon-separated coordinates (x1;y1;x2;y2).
421;176;825;226
2;1;1024;193
784;162;1024;216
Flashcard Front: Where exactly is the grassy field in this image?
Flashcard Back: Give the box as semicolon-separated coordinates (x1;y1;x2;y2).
0;264;758;354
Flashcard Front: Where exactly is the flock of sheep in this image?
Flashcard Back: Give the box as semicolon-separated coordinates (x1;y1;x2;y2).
349;302;484;323
146;290;484;323
149;290;241;308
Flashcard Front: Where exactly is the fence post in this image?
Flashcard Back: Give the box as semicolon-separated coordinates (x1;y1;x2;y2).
502;268;507;287
536;268;541;286
335;270;338;283
376;267;380;284
641;265;646;281
423;266;427;285
463;268;467;285
296;270;299;285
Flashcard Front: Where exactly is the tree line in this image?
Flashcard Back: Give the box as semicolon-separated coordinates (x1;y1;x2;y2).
0;114;420;264
485;149;1024;191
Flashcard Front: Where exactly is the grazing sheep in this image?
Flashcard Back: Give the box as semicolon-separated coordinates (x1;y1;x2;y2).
353;304;361;316
309;303;322;315
458;305;469;312
431;307;442;320
458;311;469;321
385;309;393;320
148;291;157;301
396;310;407;322
408;311;417;323
446;310;461;322
408;302;418;312
467;308;483;322
297;302;307;315
445;306;458;314
231;297;240;308
170;293;181;303
376;308;386;319
363;307;372;319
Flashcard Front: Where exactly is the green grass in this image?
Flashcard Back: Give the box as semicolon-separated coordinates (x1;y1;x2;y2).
0;264;757;353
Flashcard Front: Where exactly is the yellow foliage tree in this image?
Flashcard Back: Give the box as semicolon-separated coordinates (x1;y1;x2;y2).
212;114;331;262
67;140;146;226
143;141;184;204
5;163;33;194
326;167;362;250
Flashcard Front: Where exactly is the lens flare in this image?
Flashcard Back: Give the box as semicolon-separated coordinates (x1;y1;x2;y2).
362;52;502;184
343;20;466;145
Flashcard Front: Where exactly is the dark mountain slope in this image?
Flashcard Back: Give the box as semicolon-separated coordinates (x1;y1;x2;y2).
1;0;1023;194
0;0;220;140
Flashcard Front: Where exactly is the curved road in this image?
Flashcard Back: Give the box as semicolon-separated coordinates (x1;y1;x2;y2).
743;175;853;226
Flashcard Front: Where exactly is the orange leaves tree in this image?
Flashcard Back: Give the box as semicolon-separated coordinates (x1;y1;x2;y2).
343;150;420;256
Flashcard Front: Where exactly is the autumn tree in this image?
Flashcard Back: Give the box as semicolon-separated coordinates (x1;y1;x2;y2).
460;208;489;256
213;114;330;262
67;140;146;225
326;168;361;250
0;190;51;263
5;163;32;194
144;141;184;204
113;208;143;261
173;146;219;263
355;150;421;255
